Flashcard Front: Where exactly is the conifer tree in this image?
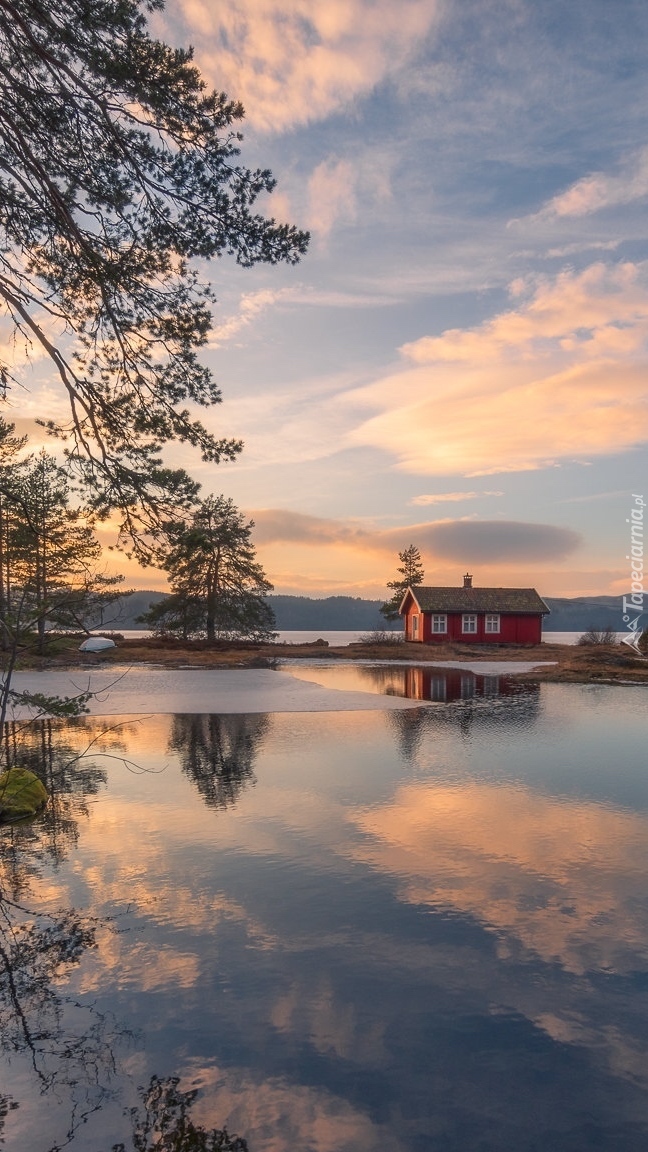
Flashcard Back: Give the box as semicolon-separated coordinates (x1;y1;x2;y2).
3;450;123;653
141;496;275;641
0;0;308;546
0;417;27;643
380;545;425;622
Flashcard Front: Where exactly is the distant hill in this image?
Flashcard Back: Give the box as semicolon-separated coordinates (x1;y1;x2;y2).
97;592;393;631
267;595;392;630
96;590;636;633
542;596;628;632
93;589;167;630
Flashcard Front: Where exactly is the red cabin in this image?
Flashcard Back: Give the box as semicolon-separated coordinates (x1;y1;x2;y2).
399;573;549;645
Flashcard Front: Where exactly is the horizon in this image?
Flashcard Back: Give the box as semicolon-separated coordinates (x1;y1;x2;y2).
120;585;625;604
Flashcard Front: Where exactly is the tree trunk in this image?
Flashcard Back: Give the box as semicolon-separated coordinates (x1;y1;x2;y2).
206;580;216;642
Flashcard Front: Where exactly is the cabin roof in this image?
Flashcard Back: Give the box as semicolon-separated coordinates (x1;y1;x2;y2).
399;586;550;615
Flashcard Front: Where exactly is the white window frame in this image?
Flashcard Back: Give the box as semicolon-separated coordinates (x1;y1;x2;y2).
485;613;500;634
411;613;419;639
432;614;447;634
462;613;477;634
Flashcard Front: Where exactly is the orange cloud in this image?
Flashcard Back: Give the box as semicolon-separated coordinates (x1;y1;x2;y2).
249;508;580;563
347;261;648;474
526;146;648;221
410;490;503;505
169;0;439;132
208;289;292;349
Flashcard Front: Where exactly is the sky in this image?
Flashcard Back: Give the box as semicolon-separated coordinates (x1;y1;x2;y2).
11;0;648;597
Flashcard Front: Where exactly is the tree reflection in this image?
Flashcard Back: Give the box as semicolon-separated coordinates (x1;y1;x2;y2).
113;1075;249;1152
0;1093;18;1145
0;717;112;898
0;716;132;1150
169;714;269;810
0;893;124;1151
387;707;427;762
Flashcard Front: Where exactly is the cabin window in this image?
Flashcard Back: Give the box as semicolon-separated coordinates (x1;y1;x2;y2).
432;614;447;633
485;613;500;633
462;613;477;634
412;614;419;638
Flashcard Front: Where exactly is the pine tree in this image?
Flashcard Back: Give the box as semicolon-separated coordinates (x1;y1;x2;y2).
142;496;275;641
0;418;28;646
5;451;123;653
0;0;308;546
380;545;425;622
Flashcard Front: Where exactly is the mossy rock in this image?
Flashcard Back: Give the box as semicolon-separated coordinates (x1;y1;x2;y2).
0;767;48;822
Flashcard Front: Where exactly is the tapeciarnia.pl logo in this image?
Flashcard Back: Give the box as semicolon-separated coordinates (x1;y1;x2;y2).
621;493;645;650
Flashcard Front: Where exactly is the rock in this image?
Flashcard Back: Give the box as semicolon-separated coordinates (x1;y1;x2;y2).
0;767;48;821
312;638;329;647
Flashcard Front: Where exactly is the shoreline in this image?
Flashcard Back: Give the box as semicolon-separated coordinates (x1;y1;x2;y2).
11;635;648;686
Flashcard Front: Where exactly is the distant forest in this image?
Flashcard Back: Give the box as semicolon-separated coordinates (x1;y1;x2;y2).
98;591;630;633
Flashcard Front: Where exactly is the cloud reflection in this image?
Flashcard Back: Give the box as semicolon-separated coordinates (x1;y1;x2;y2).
347;780;648;975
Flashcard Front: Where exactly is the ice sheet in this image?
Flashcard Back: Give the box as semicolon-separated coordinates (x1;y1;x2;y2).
7;665;429;717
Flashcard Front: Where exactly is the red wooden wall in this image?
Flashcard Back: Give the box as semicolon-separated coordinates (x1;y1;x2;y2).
403;606;543;645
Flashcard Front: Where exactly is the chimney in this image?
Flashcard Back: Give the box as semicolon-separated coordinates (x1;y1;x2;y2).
463;572;473;589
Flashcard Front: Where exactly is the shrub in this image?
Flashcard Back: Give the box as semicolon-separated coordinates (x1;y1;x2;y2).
358;628;404;645
577;626;617;646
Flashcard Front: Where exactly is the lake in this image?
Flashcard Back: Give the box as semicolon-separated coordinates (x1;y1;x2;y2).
2;669;648;1151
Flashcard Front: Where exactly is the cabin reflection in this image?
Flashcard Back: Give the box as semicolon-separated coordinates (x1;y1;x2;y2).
387;671;541;762
402;667;517;703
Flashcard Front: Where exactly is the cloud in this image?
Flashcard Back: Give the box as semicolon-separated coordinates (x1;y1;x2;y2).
525;146;648;222
304;142;396;243
544;240;620;259
415;520;580;563
346;261;648;475
251;508;369;547
215;369;363;468
307;158;357;240
167;0;439;133
250;509;580;564
208;288;292;348
411;491;503;505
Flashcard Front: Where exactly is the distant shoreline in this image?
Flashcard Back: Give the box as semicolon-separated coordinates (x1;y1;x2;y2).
96;590;635;635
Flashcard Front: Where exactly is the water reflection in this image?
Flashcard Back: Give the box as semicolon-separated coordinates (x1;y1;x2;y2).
347;777;648;974
1;689;648;1150
0;718;111;897
402;666;514;702
0;882;123;1150
385;677;541;763
0;718;134;1150
168;713;269;809
284;660;540;706
112;1075;250;1152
